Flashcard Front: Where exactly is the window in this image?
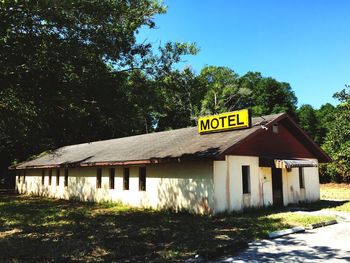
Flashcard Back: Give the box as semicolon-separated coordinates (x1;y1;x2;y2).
17;171;21;183
139;167;146;191
23;169;26;183
299;167;305;189
123;168;130;190
56;169;60;186
96;168;102;188
242;165;250;194
273;123;279;133
64;168;68;187
109;168;115;189
41;170;45;185
49;170;52;185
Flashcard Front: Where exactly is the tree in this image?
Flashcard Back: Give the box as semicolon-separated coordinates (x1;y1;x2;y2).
250;77;297;117
0;0;196;186
198;66;251;115
297;104;318;141
315;103;335;145
154;68;205;130
322;87;350;182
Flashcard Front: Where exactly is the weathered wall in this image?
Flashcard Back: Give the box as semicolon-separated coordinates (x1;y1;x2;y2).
16;161;214;213
213;156;273;212
282;162;319;205
213;156;320;213
16;157;320;214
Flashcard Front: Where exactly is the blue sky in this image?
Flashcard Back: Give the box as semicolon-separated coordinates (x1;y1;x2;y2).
138;0;350;108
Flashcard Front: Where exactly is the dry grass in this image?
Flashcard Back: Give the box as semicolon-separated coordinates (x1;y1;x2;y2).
0;194;338;262
320;183;350;200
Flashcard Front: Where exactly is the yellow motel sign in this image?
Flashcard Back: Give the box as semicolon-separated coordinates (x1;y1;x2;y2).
198;109;252;134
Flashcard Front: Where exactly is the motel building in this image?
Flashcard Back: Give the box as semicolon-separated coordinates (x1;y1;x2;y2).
12;110;331;214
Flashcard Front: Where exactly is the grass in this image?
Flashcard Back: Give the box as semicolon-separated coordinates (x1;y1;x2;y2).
267;212;335;226
320;183;350;212
330;201;350;212
320;183;350;201
0;194;338;262
300;183;350;213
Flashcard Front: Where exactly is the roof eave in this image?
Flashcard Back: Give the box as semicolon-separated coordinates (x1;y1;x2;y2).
215;113;332;163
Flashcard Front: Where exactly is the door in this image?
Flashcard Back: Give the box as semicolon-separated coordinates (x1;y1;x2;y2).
272;167;283;206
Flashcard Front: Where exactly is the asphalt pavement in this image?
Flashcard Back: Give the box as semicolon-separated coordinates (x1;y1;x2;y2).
214;221;350;263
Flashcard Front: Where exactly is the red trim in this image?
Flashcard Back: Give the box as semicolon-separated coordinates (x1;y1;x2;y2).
217;113;331;163
216;113;288;160
281;115;331;162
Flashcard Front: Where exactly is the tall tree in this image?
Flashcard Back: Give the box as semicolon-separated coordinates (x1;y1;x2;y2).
297;104;318;141
322;87;350;182
315;103;335;145
155;68;205;130
250;77;297;117
198;66;251;115
0;0;196;186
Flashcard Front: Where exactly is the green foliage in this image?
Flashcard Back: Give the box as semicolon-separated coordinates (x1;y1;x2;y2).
198;66;249;115
155;68;205;130
296;103;335;145
197;67;298;117
250;77;297;117
297;104;318;141
322;87;350;182
2;0;341;188
315;103;336;144
0;0;195;184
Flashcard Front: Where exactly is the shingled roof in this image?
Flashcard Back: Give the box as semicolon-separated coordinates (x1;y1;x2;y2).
13;112;330;169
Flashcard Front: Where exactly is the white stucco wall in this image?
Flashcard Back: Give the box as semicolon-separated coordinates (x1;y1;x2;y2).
213;160;227;213
16;157;320;214
260;167;273;207
282;161;320;205
213;156;320;212
213;156;274;213
303;166;320;202
15;161;214;213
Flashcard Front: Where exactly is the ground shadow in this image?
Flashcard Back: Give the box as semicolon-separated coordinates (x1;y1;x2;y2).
0;194;297;263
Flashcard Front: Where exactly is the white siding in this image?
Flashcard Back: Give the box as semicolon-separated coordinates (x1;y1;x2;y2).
213;160;227;213
282;161;319;205
16;157;320;214
16;161;214;214
213;156;320;212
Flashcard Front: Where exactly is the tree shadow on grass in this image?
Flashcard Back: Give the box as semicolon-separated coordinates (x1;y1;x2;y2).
0;194;297;262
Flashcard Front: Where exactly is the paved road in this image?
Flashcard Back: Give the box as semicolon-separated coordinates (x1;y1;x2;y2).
215;222;350;263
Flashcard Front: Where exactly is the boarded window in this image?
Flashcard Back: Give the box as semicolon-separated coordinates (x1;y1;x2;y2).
299;167;305;189
109;168;115;189
49;170;52;185
242;165;250;194
41;170;45;185
56;169;60;186
64;168;69;187
139;167;146;191
123;168;130;190
96;168;102;188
